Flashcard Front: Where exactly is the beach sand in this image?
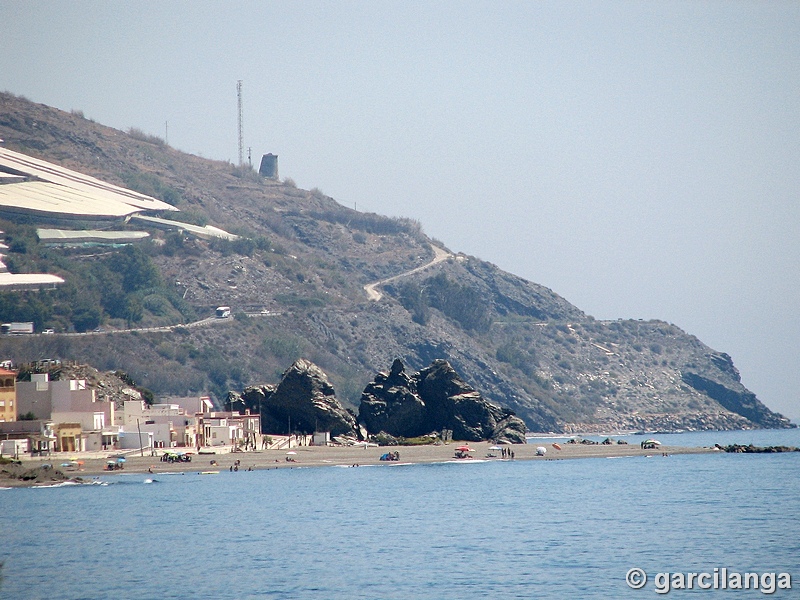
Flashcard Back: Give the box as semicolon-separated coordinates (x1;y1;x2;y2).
2;441;717;486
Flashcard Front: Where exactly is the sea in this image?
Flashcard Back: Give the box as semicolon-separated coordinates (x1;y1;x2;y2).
2;428;799;599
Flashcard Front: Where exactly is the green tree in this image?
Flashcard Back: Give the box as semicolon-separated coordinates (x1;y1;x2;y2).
424;273;490;331
125;296;144;325
106;246;161;292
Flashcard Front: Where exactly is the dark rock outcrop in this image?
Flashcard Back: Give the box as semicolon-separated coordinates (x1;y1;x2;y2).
232;384;277;416
242;359;358;437
359;358;527;443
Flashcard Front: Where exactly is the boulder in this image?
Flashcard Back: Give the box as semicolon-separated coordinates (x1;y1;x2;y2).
359;358;527;443
256;359;358;437
359;359;428;437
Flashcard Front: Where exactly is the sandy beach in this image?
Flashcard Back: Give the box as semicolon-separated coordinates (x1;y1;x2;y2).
1;441;717;486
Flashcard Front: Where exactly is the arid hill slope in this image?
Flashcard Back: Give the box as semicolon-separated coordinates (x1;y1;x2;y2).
0;91;792;432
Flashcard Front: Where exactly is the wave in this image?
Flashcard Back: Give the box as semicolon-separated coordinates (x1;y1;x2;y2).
32;479;108;488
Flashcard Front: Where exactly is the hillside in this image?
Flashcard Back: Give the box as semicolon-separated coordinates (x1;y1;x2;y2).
0;91;793;433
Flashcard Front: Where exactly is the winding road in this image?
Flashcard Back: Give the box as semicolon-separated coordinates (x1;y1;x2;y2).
363;244;452;301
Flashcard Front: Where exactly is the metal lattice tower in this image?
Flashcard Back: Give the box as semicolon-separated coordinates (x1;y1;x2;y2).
237;80;244;168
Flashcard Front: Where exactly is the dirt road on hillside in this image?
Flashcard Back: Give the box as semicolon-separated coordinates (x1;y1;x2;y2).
364;245;451;301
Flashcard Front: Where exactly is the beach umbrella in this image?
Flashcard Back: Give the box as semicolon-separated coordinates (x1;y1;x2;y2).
644;439;661;446
489;445;502;450
536;446;547;455
286;451;297;455
116;457;126;463
456;445;473;452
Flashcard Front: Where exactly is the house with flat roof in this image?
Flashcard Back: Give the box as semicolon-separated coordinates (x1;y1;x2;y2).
16;373;114;424
0;420;56;456
16;373;117;451
121;399;197;449
197;411;260;451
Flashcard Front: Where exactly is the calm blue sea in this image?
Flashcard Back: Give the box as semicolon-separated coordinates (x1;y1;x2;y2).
2;429;799;599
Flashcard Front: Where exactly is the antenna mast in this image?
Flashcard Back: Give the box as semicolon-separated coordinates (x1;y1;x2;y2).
237;80;244;168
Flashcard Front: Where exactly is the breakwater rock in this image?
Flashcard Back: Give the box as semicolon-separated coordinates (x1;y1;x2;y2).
716;444;800;454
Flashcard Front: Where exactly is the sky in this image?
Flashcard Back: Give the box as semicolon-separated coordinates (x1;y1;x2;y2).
2;1;798;420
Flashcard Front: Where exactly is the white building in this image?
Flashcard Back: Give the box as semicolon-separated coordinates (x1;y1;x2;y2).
159;395;214;416
118;430;154;451
198;411;260;450
121;400;197;448
0;438;28;458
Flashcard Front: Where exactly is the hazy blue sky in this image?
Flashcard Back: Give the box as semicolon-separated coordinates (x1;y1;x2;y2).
2;1;799;420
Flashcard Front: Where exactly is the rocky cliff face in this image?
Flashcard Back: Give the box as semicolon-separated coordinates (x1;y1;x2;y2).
359;358;527;443
681;352;791;430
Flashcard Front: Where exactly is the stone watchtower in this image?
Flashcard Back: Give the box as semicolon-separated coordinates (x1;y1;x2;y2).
259;153;278;179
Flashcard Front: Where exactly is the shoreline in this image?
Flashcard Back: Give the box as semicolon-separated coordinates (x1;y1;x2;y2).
1;441;718;488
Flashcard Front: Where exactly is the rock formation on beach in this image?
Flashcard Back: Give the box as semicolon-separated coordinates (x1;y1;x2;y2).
232;359;359;437
229;358;526;443
359;358;527;443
